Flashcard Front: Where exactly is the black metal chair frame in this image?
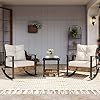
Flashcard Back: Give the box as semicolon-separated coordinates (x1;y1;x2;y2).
66;55;99;80
2;51;37;80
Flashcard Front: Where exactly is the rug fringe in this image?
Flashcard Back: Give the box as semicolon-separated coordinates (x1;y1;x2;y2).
0;90;100;95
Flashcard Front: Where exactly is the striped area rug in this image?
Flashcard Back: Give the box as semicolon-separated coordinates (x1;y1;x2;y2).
0;75;100;95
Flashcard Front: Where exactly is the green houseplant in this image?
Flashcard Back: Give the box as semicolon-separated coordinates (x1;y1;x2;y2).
69;27;78;38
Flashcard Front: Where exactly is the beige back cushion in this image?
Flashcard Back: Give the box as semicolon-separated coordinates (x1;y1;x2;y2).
85;45;97;60
76;44;97;61
5;44;26;62
76;44;87;61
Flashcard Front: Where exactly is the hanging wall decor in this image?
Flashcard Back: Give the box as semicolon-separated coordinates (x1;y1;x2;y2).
68;25;82;60
28;21;42;33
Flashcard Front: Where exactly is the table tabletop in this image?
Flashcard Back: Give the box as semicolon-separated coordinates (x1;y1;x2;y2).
43;57;60;60
43;56;60;60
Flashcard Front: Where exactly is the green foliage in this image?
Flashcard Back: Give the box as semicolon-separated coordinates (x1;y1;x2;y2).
70;27;78;38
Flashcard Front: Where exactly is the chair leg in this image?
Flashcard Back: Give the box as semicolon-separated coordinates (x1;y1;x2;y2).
90;67;99;80
12;65;14;79
90;58;92;79
2;67;14;80
25;65;37;76
66;55;69;76
34;62;37;75
66;55;76;77
25;70;36;76
66;70;76;77
94;68;99;78
89;56;99;80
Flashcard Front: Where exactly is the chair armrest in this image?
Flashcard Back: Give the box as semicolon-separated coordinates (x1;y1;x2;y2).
31;54;37;59
6;56;14;58
25;50;37;60
5;56;14;67
30;54;39;62
90;56;98;66
90;56;98;58
90;56;98;60
72;55;76;60
66;55;76;61
6;56;14;62
30;54;37;59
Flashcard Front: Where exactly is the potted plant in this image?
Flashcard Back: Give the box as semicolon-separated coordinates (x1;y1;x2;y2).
47;49;54;58
28;21;42;33
69;27;78;38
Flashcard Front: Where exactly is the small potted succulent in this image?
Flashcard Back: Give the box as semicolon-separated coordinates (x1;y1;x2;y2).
47;48;54;57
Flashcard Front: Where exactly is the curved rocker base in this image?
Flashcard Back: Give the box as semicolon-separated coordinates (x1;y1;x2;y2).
2;67;37;79
90;68;99;80
2;68;14;80
65;71;76;77
25;71;37;76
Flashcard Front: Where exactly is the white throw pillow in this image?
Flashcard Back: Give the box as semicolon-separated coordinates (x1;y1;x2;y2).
5;44;16;62
85;45;97;61
15;45;26;61
5;44;15;56
76;44;87;61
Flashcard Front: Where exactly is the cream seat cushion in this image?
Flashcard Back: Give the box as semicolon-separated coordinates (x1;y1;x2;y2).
6;60;35;68
69;60;96;68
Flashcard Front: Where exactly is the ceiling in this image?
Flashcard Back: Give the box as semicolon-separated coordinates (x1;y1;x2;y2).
0;0;91;5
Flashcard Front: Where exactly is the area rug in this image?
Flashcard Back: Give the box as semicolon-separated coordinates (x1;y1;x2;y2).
0;75;100;95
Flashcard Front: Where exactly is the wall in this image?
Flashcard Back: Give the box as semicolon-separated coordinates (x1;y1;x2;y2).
87;9;99;44
11;6;87;64
87;0;98;9
87;0;99;45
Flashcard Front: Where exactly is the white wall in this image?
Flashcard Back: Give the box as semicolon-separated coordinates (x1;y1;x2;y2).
87;9;99;44
11;6;87;64
87;0;98;9
87;0;99;45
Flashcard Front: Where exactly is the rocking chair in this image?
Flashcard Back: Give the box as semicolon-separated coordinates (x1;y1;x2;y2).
2;44;37;79
66;44;99;80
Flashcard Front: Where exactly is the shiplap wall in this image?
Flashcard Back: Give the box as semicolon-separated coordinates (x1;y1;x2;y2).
12;6;87;64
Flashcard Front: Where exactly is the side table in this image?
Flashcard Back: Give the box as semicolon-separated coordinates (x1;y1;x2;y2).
43;57;60;77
